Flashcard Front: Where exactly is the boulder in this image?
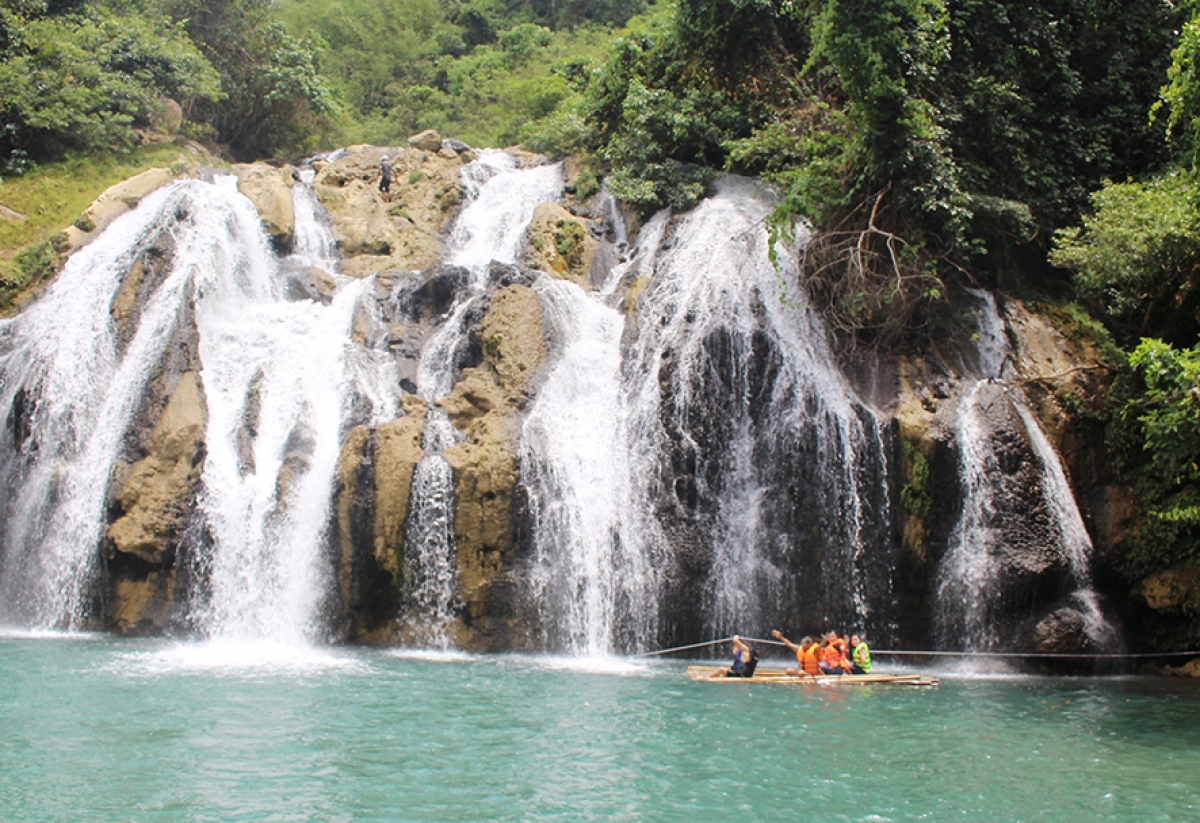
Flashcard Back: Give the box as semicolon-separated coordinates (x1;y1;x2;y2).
408;129;443;152
76;167;177;243
285;266;337;305
312;146;465;277
156;97;184;134
1163;658;1200;677
0;204;25;222
110;572;177;635
526;202;600;286
233;163;295;251
1142;565;1200;610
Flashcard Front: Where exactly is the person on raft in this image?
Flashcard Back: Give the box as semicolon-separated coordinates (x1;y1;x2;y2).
710;635;759;678
850;634;872;675
819;632;853;675
771;630;821;676
379;155;394;201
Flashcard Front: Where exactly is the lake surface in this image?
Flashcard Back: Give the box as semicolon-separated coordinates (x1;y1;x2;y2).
2;635;1198;822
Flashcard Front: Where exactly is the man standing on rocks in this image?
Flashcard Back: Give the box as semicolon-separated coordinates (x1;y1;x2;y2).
379;155;394;201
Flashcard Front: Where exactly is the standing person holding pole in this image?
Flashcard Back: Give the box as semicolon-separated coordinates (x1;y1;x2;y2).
379;154;394;201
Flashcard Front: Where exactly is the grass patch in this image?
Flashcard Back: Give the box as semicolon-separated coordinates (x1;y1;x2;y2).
0;144;193;255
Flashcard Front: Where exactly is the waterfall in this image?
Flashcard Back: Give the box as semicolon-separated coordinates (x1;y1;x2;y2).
0;181;216;629
624;178;893;638
191;173;402;645
0;173;398;642
523;176;895;652
936;379;1005;649
521;276;642;654
399;150;564;647
2;149;1123;657
289;168;341;272
936;290;1117;652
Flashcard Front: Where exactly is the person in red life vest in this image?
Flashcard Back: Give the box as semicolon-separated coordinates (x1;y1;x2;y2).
710;635;759;678
771;630;821;676
819;632;853;675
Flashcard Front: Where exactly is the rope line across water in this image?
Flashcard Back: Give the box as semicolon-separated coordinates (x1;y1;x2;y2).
634;637;1200;660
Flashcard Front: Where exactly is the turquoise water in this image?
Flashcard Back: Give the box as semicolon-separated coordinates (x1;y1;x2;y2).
1;636;1198;822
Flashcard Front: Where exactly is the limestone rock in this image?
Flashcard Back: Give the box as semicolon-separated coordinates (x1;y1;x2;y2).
0;204;25;222
623;274;651;315
436;282;546;648
313;146;464;277
1163;658;1200;677
285;266;337;305
74;167;177;246
156;98;184;134
233;163;295;250
333;396;428;639
110;572;177;635
374;406;428;575
408;129;443;152
526;202;600;285
107;372;206;564
1142;565;1200;610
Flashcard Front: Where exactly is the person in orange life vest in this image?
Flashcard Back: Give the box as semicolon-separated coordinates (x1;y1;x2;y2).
771;630;821;676
819;632;852;675
710;635;759;678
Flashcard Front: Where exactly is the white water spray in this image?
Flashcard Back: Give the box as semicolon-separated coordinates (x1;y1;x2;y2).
0;174;398;644
937;290;1116;652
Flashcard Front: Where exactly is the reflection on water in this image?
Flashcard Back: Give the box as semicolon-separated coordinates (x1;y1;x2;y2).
2;637;1198;822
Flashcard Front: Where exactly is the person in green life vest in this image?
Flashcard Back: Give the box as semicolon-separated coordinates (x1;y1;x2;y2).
850;634;871;675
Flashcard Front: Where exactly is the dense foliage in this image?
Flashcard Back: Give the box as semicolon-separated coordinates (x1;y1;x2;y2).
515;0;1178;346
0;0;335;165
1104;340;1200;645
1052;172;1200;348
0;1;220;171
275;0;622;148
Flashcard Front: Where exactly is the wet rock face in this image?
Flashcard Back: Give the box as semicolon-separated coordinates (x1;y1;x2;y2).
104;352;206;635
312;146;468;277
442;279;546;650
232;163;295;251
526;202;600;285
327;256;547;648
332;398;428;643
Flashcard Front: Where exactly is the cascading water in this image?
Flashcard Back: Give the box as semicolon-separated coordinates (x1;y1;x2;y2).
936;289;1117;652
522;176;895;653
0;181;220;629
520;276;644;654
0;173;399;642
399;151;564;646
619;178;894;640
194;176;399;644
1;147;1122;659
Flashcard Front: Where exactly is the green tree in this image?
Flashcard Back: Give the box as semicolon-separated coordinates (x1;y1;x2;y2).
1051;172;1200;347
154;0;337;158
1159;0;1200;168
0;6;220;170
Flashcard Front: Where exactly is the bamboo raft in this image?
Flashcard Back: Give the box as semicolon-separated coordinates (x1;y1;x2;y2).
686;666;939;687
